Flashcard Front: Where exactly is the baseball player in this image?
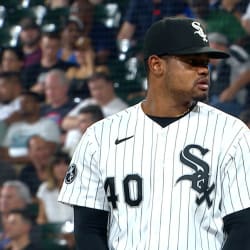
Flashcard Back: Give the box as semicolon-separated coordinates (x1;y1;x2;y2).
58;17;250;250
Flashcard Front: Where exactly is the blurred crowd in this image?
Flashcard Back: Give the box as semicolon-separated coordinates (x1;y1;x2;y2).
0;0;250;249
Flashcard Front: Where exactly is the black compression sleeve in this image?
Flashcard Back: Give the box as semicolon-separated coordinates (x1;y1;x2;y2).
73;206;109;250
222;207;250;250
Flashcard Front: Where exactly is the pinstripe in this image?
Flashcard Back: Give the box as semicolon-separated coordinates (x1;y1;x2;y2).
58;102;250;249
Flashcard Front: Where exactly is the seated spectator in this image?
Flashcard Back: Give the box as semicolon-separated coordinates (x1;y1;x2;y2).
0;47;24;74
40;69;77;135
66;36;95;100
22;31;76;90
18;17;42;69
61;72;128;131
0;72;23;127
4;209;41;250
57;16;83;65
18;135;55;200
63;104;104;156
69;0;117;64
36;150;73;224
0;91;60;164
0;181;32;245
207;32;250;117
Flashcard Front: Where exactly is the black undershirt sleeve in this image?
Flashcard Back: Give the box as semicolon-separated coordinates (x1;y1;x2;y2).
73;205;109;250
222;207;250;250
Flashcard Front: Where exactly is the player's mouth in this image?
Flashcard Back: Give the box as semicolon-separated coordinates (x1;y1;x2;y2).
195;78;209;91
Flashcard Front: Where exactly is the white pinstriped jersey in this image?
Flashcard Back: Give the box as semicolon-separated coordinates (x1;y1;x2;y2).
58;101;250;250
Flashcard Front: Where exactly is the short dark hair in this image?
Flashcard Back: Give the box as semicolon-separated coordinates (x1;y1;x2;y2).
20;90;43;103
79;105;104;122
1;46;24;61
0;71;21;82
51;150;71;166
8;208;33;225
41;30;61;40
88;72;113;84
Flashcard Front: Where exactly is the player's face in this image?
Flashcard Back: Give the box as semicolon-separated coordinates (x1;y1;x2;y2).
162;54;210;102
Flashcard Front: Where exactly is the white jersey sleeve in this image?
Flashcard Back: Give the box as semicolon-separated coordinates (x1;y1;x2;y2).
58;125;110;211
220;124;250;217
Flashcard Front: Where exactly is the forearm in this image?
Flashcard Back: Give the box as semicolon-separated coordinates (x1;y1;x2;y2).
74;206;109;250
222;208;250;250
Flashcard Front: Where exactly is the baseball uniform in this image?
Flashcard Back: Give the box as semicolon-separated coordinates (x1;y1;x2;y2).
58;101;250;249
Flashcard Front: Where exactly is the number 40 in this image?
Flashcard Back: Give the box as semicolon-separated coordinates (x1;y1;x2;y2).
104;174;143;209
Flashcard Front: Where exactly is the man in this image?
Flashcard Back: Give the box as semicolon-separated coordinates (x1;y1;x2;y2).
0;181;32;233
207;32;250;117
58;17;250;249
18;135;54;199
61;72;128;131
22;31;75;90
40;69;77;131
0;91;60;164
18;17;42;69
4;209;41;250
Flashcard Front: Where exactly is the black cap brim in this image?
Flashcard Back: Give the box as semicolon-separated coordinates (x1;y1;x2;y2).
169;46;230;59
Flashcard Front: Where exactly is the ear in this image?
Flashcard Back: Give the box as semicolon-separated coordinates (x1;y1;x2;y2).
147;55;164;77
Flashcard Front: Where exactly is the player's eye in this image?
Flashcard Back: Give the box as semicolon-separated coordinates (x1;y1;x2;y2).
176;56;209;67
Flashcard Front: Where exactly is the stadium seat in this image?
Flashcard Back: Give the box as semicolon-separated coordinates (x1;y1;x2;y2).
0;25;21;47
42;7;69;30
39;222;74;250
94;3;121;28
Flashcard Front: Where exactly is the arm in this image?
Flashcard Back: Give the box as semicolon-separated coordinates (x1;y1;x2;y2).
117;21;136;40
36;198;48;224
74;206;109;250
219;69;250;102
222;208;250;250
61;116;79;131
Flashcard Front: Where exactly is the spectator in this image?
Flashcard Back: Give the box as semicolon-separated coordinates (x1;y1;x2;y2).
207;32;250;116
18;17;42;69
0;91;60;164
61;72;128;131
0;72;23;125
0;47;24;74
0;181;32;239
36;150;73;224
40;69;77;133
117;0;187;48
22;31;75;90
66;36;95;100
63;104;104;156
57;16;83;64
4;209;41;250
187;0;247;43
219;67;250;110
18;135;54;200
69;0;117;64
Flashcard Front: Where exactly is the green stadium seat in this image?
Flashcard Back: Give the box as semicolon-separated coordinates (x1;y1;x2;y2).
94;3;121;28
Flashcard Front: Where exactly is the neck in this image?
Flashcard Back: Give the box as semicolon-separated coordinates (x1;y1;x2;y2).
41;57;57;67
142;90;193;117
10;235;30;250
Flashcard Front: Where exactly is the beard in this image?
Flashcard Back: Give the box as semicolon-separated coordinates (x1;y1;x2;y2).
192;93;208;102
